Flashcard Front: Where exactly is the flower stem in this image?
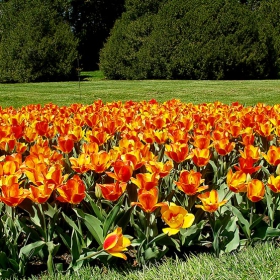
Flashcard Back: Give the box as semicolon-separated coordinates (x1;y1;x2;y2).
78;249;105;262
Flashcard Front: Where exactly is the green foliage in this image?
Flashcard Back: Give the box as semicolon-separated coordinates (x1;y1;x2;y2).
0;0;78;83
100;0;280;79
65;0;124;71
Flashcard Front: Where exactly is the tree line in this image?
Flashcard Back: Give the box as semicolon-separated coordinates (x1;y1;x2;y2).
100;0;280;80
0;0;279;82
0;0;124;82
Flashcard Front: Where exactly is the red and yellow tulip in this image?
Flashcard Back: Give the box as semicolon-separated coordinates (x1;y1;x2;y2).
161;202;195;235
103;227;131;260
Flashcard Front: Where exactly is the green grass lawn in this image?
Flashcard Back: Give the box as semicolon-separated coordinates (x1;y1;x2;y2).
2;72;280;279
28;242;280;280
1;71;280;108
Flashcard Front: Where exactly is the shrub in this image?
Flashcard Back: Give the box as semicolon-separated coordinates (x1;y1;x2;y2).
100;0;280;79
0;0;78;82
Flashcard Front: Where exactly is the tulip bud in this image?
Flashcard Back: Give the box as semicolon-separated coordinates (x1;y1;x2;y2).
276;164;280;176
246;173;252;183
95;184;102;199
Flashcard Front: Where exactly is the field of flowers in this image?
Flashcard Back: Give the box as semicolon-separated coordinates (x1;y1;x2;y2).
0;99;280;278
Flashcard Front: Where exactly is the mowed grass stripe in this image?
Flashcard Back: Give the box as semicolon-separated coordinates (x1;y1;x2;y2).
1;75;280;108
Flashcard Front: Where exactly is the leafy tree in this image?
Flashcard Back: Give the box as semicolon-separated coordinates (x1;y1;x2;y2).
100;0;280;80
66;0;125;71
0;0;78;82
100;0;166;79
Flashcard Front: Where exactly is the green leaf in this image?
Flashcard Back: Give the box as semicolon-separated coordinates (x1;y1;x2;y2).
144;246;168;261
131;222;146;241
180;220;206;246
116;206;134;231
70;230;82;265
250;214;265;230
30;204;44;228
157;236;181;252
265;227;280;237
44;203;59;219
56;226;71;250
212;226;222;256
0;268;15;278
8;259;19;271
19;241;45;260
103;195;124;236
225;226;240;253
84;214;104;246
147;233;167;246
0;252;8;269
229;205;250;238
46;241;59;275
224;216;240;253
86;193;105;222
62;212;83;238
252;223;269;240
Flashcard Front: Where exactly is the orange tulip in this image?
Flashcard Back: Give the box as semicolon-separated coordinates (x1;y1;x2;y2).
116;138;144;154
234;157;261;175
90;151;111;173
24;126;38;143
56;175;86;204
85;113;100;128
102;119;120;135
226;169;247;193
165;143;190;163
240;127;255;146
247;179;265;202
69;126;84;142
35;121;49;137
212;127;228;141
227;122;242;138
262;146;280;166
160;202;195;235
0;158;21;177
86;129;111;146
196;190;227;212
28;183;55;204
175;170;207;195
145;160;173;178
192;135;212;149
153;129;169;144
191;148;211;167
70;153;91;174
24;162;48;186
45;164;68;188
0;180;29;207
256;121;274;138
168;129;189;144
98;181;127;201
121;150;146;170
239;145;260;162
130;173;159;190
267;175;280;193
106;160;133;182
131;187;166;213
214;139;235;156
103;227;131;260
29;138;51;156
56;136;74;154
81;142;99;154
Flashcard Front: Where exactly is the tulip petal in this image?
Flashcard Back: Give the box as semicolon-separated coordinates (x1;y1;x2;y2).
162;227;180;236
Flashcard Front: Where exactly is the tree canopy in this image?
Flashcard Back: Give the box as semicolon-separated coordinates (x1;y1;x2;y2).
0;0;78;82
0;0;125;82
100;0;280;79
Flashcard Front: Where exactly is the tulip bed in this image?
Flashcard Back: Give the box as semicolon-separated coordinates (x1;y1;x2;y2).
0;99;280;278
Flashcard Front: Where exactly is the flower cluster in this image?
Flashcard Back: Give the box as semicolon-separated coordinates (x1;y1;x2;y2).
0;99;279;269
